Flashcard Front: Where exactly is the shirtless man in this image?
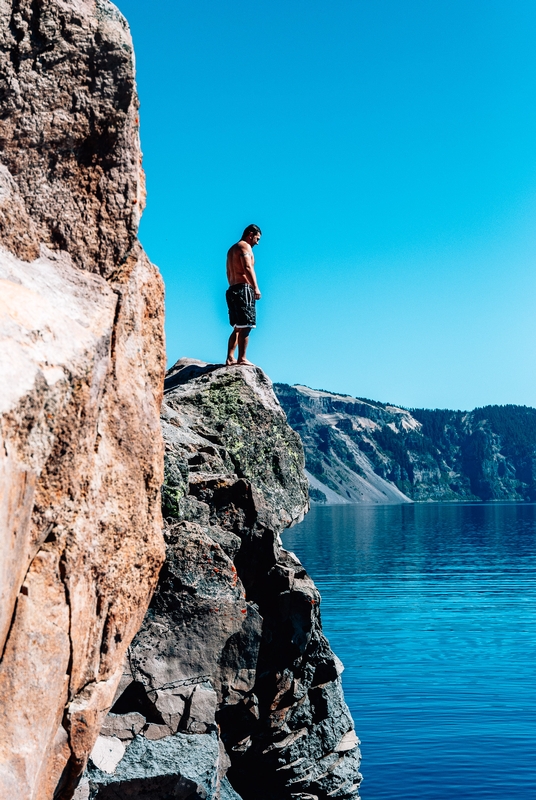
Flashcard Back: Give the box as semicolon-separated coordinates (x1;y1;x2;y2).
225;224;262;366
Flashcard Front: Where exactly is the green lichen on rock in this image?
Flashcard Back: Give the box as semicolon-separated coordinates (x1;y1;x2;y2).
161;363;308;527
198;374;245;423
161;450;189;520
189;373;304;490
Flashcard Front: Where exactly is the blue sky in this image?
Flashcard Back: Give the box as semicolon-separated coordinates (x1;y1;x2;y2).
116;0;536;410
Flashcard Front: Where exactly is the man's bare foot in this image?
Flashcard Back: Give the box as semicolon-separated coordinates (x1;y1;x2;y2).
236;358;255;366
226;357;237;366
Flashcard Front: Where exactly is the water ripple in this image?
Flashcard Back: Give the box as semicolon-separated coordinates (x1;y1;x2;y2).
283;503;536;800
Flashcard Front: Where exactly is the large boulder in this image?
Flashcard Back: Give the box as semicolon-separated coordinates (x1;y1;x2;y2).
0;2;165;798
86;360;361;800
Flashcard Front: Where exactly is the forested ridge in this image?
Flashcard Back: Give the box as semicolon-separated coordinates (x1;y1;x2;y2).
275;385;536;504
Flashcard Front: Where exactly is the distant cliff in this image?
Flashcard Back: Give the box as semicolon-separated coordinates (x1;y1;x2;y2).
274;384;536;504
83;360;362;800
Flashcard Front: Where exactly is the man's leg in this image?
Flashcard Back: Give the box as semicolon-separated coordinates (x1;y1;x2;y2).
226;328;239;365
237;327;253;365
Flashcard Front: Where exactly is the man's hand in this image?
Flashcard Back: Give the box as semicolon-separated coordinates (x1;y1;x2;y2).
255;288;261;300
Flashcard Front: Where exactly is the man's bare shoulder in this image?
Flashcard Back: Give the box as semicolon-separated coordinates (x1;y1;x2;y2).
228;241;252;258
228;241;249;255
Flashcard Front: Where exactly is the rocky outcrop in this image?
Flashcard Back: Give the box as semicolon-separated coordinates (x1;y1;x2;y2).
0;3;165;798
275;384;536;503
85;360;362;800
0;0;145;273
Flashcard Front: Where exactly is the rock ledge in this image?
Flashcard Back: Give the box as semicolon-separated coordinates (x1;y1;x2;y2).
86;359;362;800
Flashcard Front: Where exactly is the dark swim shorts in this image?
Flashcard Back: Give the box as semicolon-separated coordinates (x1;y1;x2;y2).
226;283;256;328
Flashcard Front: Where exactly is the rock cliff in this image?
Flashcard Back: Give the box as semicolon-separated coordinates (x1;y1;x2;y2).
0;2;165;797
275;384;536;504
84;360;362;800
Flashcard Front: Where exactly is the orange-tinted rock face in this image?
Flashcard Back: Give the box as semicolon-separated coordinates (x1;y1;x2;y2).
0;2;165;798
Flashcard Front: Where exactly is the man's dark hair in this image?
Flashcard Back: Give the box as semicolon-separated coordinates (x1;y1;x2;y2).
242;224;262;238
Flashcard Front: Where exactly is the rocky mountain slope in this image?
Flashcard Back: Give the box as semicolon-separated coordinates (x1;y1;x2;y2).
275;384;536;504
0;3;165;798
83;360;362;800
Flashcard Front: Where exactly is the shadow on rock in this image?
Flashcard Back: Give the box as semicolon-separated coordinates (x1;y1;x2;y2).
164;359;226;393
86;774;201;800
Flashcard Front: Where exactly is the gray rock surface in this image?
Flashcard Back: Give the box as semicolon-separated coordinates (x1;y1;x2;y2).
87;360;361;800
275;383;536;503
85;732;223;799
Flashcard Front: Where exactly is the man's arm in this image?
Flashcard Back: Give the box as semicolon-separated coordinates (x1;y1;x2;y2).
239;243;261;299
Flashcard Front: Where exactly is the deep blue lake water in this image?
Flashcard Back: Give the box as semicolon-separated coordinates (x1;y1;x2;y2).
282;503;536;800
